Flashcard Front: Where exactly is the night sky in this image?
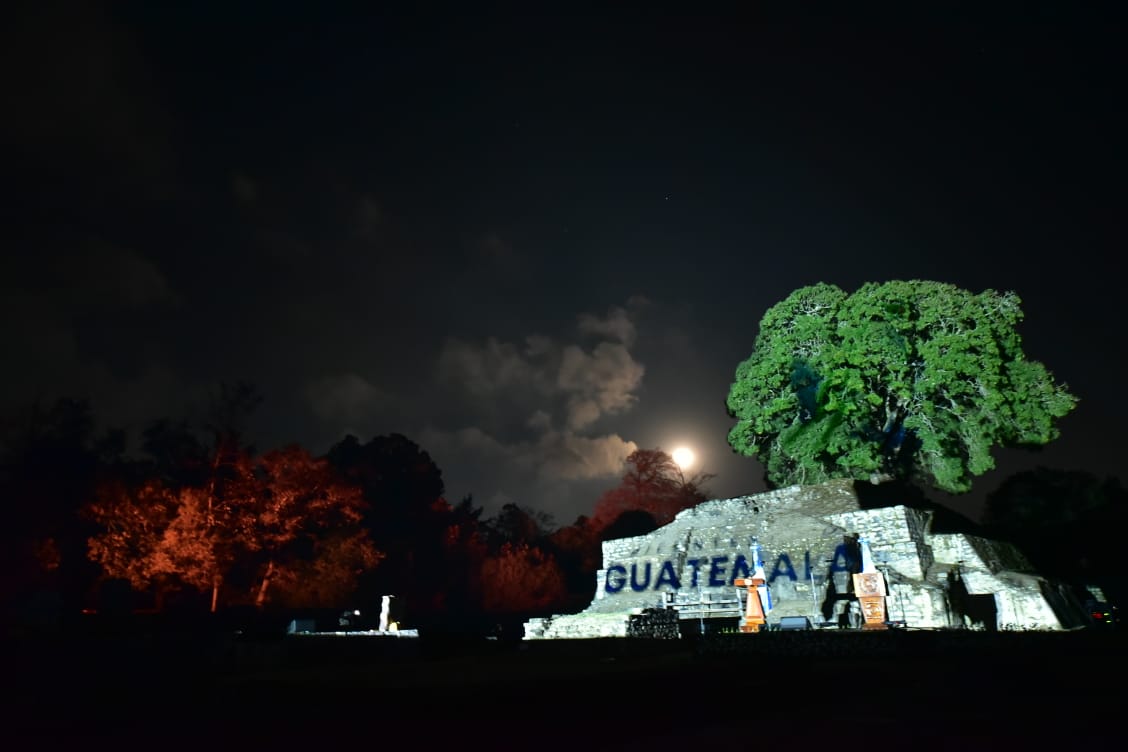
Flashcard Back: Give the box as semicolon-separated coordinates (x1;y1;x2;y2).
4;3;1125;525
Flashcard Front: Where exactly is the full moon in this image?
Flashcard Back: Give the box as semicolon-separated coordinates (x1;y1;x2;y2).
672;447;695;470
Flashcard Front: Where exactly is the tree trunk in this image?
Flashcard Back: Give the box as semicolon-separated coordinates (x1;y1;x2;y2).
206;438;225;614
255;560;275;609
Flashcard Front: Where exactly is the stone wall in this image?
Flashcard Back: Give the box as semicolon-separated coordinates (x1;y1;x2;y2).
525;480;1084;639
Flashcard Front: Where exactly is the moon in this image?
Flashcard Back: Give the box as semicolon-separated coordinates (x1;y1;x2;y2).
672;447;695;470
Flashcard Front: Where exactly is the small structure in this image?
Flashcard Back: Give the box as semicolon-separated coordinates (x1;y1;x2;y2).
379;595;393;631
289;595;420;638
734;540;771;633
852;536;888;630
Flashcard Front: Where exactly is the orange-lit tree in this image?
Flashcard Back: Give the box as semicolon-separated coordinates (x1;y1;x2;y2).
480;542;567;614
85;481;214;609
233;446;381;608
85;445;381;610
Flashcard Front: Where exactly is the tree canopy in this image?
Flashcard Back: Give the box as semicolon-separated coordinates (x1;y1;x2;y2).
84;445;380;610
726;281;1078;494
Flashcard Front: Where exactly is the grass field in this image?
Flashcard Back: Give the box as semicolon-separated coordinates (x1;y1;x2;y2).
6;627;1125;750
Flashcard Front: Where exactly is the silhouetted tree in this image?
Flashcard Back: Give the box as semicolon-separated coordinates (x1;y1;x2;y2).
327;434;466;624
590;448;712;529
983;468;1128;601
599;509;660;541
141;418;210;487
483;503;555;548
0;398;120;609
546;515;601;607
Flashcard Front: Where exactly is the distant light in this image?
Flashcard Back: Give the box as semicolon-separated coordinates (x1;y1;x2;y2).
354;609;361;616
672;447;695;470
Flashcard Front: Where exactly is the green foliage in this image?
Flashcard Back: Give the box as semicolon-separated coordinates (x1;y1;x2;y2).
726;281;1078;493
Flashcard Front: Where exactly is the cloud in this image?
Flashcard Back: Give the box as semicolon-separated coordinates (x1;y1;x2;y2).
535;431;638;482
306;372;388;426
558;341;644;429
420;425;638;518
437;304;645;431
437;336;552;397
0;236;182;425
578;304;637;346
423;426;637;482
424;301;647;518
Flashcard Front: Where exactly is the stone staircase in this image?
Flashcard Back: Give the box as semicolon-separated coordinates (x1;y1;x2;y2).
525;607;680;640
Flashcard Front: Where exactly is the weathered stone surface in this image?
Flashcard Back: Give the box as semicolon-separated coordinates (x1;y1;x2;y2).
524;480;1087;639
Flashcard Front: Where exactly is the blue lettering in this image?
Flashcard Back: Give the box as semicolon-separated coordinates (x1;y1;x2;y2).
730;554;751;584
630;562;652;592
769;553;797;583
605;548;839;594
830;543;855;573
654;561;681;590
606;565;627;593
708;556;729;587
687;559;704;587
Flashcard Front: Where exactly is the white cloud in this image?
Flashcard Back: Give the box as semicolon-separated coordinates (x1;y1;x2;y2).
437;336;552;396
535;430;638;481
424;300;646;518
437;304;645;431
558;341;644;429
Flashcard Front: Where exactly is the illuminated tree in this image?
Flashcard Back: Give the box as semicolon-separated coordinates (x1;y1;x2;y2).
86;480;170;593
85;445;381;610
480;542;567;614
726;281;1078;493
235;446;380;608
590;448;711;529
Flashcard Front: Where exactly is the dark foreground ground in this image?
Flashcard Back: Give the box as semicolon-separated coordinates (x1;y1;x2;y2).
5;626;1126;750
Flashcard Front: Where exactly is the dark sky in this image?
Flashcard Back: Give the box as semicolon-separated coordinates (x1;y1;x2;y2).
4;3;1125;524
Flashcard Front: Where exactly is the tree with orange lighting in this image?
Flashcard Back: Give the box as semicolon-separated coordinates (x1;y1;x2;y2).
237;446;380;608
85;445;381;610
480;542;567;614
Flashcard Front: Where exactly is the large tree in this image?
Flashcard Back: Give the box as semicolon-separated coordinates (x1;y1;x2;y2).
85;445;380;610
726;281;1078;493
327;434;468;622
